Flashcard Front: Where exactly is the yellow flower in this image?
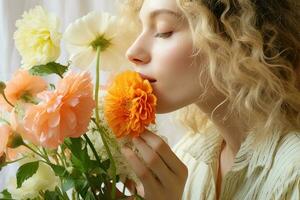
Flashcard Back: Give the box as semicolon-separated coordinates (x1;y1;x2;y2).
104;71;157;138
63;12;133;71
14;6;61;69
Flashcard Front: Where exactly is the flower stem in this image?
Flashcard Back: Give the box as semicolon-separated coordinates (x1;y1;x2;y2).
60;145;68;167
94;45;117;200
23;143;46;159
95;46;101;124
83;134;101;165
0;91;14;107
56;153;65;166
42;147;51;163
91;120;117;199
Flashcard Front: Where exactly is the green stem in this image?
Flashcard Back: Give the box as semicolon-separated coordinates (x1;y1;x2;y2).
60;145;68;167
42;147;51;163
122;176;128;195
95;46;101;124
83;134;102;166
56;152;66;167
72;189;75;200
94;45;117;200
23;143;47;160
91;123;117;199
0;91;14;107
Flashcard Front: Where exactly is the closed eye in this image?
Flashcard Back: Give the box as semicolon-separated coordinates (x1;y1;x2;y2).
155;31;173;38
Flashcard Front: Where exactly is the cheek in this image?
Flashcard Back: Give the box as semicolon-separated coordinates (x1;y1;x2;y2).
155;38;194;78
151;36;205;113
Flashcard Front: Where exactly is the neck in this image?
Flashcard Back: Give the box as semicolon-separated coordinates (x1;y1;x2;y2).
196;96;248;156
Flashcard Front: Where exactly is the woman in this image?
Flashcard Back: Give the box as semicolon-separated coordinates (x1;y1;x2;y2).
118;0;300;199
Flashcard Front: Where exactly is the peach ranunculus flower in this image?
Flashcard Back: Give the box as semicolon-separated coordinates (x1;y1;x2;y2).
0;70;47;111
23;71;95;149
0;123;25;161
104;71;157;138
0;123;13;158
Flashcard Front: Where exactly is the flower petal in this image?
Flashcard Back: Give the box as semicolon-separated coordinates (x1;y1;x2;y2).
70;47;95;69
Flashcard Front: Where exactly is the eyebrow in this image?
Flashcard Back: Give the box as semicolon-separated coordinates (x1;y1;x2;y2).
139;9;182;21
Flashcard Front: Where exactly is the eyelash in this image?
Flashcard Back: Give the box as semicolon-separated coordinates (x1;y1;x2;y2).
155;31;173;38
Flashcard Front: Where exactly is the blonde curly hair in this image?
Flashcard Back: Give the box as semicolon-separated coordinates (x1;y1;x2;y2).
118;0;300;142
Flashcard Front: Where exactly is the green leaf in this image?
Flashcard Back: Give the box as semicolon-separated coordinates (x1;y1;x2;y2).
85;190;97;200
29;62;68;78
66;138;91;173
62;177;75;192
49;164;69;177
44;190;60;200
74;178;89;197
101;159;110;171
0;189;12;199
16;161;39;188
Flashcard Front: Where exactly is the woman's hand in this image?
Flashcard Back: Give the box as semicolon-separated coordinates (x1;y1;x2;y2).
121;130;188;200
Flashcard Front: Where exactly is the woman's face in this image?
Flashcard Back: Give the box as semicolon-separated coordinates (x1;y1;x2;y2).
126;0;208;114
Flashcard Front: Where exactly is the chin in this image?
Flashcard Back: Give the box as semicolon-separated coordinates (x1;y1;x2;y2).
156;101;181;114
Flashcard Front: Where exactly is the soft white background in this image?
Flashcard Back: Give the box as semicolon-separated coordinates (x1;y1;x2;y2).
0;0;186;191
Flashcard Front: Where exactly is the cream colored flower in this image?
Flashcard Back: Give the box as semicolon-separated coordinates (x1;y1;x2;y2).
63;11;133;71
87;122;140;185
7;159;60;199
14;6;61;69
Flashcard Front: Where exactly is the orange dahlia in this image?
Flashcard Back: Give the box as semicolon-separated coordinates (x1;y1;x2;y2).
104;71;157;138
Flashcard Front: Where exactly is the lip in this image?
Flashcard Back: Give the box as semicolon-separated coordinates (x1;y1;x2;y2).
139;73;157;83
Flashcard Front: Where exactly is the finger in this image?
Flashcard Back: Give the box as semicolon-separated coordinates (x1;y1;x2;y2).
124;179;145;197
121;146;163;194
140;130;186;176
136;181;145;197
132;137;175;188
124;178;137;195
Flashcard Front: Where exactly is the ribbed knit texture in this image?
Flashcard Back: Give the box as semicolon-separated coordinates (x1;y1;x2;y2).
172;127;300;200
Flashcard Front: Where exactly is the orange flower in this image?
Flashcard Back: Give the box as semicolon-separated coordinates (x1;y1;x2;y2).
104;71;157;138
0;69;47;111
23;72;95;149
0;123;13;158
0;123;25;161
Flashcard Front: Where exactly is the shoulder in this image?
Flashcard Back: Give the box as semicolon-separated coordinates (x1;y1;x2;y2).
171;132;204;164
172;132;204;153
172;127;222;167
273;131;300;169
264;131;300;198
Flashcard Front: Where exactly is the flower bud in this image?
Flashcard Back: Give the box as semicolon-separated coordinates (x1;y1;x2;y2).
0;153;6;165
7;134;24;149
0;81;6;94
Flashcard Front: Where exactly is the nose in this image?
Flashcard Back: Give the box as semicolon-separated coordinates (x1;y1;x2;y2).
126;39;151;66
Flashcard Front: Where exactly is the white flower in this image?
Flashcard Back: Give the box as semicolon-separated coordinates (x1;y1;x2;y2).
14;6;61;69
86;101;140;184
63;11;134;71
7;159;60;199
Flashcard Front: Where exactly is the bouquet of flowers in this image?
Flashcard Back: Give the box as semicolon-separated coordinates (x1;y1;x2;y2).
0;6;157;200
